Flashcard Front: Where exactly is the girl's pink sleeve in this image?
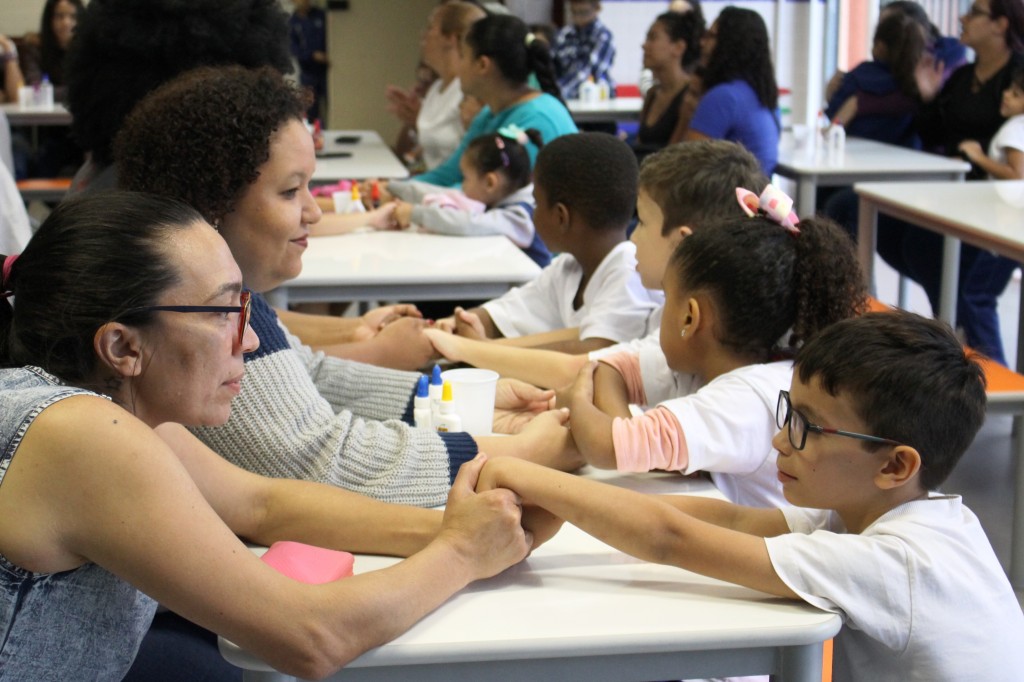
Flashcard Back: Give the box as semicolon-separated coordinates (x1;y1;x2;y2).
611;407;690;473
597;351;647;405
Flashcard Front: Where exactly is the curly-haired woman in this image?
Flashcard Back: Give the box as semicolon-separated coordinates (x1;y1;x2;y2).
683;7;780;174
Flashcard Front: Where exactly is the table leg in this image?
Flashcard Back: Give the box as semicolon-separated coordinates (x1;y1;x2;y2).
1013;424;1024;589
937;236;960;326
856;197;877;293
772;642;824;682
797;178;817;219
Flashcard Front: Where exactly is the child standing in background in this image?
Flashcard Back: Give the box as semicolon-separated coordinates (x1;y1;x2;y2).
958;65;1024;179
825;11;926;147
386;126;552;267
571;189;867;507
440;132;662;354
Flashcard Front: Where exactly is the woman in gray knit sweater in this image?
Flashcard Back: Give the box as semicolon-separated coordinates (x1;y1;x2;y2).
116;65;581;510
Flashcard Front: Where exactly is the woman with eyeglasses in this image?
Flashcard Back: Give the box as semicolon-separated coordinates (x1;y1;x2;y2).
0;191;543;681
877;0;1024;367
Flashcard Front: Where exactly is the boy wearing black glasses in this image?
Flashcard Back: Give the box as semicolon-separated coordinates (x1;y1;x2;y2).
475;311;1024;680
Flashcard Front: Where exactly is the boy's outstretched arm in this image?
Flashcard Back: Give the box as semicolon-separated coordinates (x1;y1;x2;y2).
478;457;797;599
423;328;589;389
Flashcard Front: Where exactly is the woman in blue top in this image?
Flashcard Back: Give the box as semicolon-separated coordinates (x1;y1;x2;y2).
415;14;578;187
684;7;780;175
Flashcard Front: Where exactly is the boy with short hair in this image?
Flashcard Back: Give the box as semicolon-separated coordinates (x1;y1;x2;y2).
429;139;766;392
442;132;661;355
478;311;1024;680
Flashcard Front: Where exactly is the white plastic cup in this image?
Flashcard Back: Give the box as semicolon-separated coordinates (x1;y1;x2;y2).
439;368;499;435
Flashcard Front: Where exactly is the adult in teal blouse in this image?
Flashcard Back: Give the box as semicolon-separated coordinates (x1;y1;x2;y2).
416;14;578;187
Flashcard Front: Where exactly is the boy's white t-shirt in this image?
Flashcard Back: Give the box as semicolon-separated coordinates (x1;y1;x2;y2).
482;241;663;342
987;113;1024;169
417;78;466;171
766;496;1024;682
655;360;792;508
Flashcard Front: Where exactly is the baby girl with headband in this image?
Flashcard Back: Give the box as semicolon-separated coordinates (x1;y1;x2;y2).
381;125;552;267
568;185;867;508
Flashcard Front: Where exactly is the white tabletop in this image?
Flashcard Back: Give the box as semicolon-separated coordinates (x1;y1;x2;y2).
313;129;409;182
566;96;643;123
0;102;72;126
265;230;541;307
775;135;970;216
220;470;840;682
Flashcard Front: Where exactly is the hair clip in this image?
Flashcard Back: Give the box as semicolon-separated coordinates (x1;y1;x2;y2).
524;32;537;47
497;124;529;145
2;253;18;293
736;185;800;234
493;136;510;167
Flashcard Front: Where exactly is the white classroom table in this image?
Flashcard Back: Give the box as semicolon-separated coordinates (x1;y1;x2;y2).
0;102;72;126
219;469;841;682
313;129;409;182
264;230;541;308
774;135;970;218
566;96;643;124
855;180;1024;589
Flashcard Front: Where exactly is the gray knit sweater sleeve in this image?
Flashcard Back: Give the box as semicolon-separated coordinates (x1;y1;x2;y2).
189;295;455;507
284;326;420;420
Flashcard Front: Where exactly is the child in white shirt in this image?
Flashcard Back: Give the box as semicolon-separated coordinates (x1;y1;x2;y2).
387;126;553;267
440;132;662;354
426;139;767;400
480;311;1024;681
958;65;1024;179
572;191;866;507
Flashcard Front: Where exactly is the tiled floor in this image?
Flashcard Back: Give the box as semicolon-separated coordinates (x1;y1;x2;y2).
873;257;1024;607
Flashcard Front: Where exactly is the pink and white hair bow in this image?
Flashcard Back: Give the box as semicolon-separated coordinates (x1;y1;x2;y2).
735;185;800;234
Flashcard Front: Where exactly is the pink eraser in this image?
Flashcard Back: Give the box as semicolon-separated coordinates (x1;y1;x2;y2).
261;541;355;584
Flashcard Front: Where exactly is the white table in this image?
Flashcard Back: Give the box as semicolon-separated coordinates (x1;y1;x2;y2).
264;230;542;308
313;129;409;182
219;470;840;682
566;96;643;124
0;102;72;126
855;180;1024;340
774;136;970;217
855;180;1024;588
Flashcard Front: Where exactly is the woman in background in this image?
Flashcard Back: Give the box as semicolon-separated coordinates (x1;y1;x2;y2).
684;7;779;175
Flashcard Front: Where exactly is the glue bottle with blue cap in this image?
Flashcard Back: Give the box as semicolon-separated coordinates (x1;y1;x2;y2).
429;364;444;423
413;375;432;429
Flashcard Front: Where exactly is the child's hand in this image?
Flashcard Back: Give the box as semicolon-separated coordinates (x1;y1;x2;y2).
358;179;393;208
365;202;399;230
423;327;467;363
570;361;598;408
434;315;456;333
958;140;984;163
453;306;487;339
511;408;583;471
393;200;414;229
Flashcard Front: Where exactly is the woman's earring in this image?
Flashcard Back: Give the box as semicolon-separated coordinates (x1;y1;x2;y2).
680;328;687;338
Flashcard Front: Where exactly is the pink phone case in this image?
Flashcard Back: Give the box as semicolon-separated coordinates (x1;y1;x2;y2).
260;541;355;584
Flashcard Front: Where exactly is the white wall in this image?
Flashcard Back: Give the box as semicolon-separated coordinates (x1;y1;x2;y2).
0;0;49;36
587;0;828;127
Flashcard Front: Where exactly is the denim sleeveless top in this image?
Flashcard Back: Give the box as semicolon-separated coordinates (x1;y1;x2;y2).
0;366;157;681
